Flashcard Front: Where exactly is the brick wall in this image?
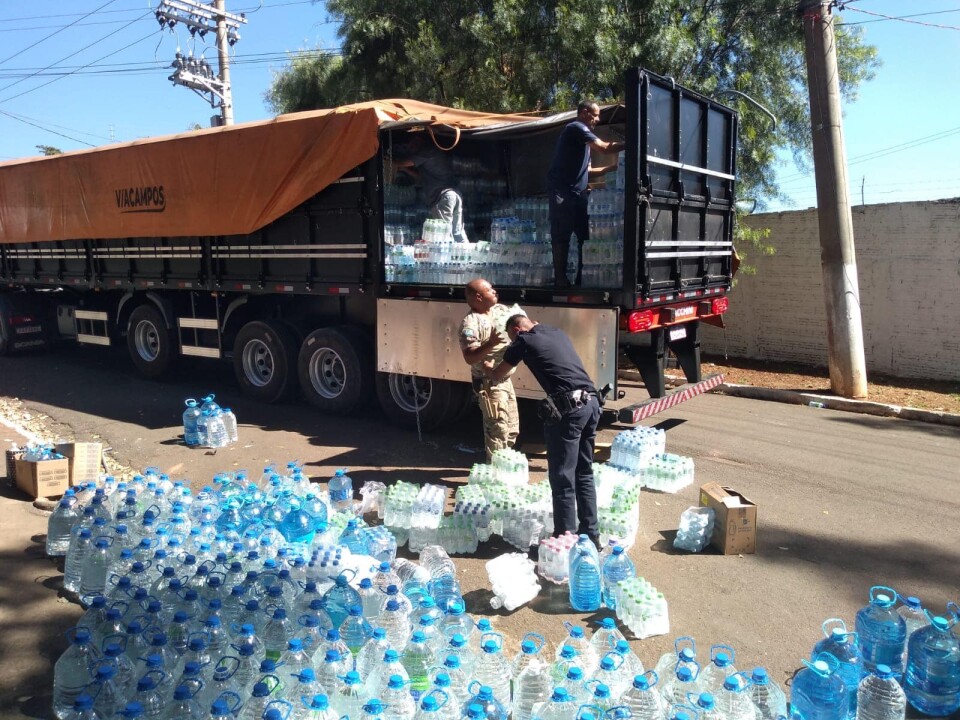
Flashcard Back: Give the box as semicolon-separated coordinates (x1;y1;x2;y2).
700;198;960;381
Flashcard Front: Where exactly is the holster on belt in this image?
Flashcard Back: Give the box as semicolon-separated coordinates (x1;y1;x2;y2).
472;377;497;417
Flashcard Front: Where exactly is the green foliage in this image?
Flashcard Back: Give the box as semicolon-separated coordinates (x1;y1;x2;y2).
269;0;878;206
734;216;775;278
35;144;62;156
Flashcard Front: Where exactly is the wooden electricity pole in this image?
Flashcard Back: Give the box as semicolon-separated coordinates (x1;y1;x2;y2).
799;0;868;398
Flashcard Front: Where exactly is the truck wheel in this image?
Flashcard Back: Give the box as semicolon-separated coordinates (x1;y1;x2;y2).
127;304;176;378
375;373;456;431
298;326;374;414
233;320;298;403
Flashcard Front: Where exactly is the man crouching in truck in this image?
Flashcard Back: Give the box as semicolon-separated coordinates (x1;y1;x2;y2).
483;314;601;547
459;278;519;461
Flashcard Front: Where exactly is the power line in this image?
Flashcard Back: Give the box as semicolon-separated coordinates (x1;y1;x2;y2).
0;10;152;98
0;7;150;23
0;0;120;67
843;6;960;30
0;108;113;141
840;7;960;26
777;125;960;185
0;109;96;147
0;27;158;105
0;18;142;34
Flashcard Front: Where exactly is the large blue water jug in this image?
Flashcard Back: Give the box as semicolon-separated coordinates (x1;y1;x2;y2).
182;399;201;446
568;535;602;612
812;618;863;718
855;586;906;678
790;653;849;720
904;615;960;716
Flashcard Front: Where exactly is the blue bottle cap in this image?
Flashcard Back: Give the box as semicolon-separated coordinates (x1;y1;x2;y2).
752;667;769;684
551;687;570;702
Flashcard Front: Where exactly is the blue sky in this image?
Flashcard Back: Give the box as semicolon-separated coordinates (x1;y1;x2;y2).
0;0;957;211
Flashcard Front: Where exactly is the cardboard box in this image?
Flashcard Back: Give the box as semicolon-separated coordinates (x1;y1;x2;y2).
699;482;757;555
55;442;103;485
15;458;70;499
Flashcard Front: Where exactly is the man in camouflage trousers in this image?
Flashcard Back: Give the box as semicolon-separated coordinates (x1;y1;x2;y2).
459;278;519;461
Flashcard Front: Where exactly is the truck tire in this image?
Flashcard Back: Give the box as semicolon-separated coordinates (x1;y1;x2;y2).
127;304;177;378
375;373;457;431
298;326;374;414
233;320;299;403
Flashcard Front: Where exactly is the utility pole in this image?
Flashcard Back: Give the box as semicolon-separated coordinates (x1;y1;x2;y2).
799;0;868;398
156;0;246;126
215;0;233;125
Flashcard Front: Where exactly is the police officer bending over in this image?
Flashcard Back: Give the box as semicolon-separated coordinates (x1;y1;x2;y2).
483;314;601;547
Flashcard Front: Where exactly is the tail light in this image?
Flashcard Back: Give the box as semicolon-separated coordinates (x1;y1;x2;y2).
711;297;729;314
625;310;654;333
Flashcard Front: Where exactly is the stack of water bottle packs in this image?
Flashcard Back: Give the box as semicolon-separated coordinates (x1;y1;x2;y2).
182;395;239;449
605;426;696;494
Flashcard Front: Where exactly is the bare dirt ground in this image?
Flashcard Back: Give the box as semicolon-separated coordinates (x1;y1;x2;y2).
700;355;960;414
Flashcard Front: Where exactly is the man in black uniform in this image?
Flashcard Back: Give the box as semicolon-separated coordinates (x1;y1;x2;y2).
483;314;601;545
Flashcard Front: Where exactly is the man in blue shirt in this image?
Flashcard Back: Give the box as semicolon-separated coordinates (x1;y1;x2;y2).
547;101;624;287
483;314;601;545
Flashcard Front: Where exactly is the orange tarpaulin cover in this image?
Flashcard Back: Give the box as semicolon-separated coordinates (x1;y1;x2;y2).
0;100;536;245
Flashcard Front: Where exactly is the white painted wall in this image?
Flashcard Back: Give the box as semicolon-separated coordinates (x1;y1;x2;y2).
700;198;960;381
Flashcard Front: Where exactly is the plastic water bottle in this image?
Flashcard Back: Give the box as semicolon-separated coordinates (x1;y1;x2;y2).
47;494;82;556
856;664;906;720
747;667;787;720
328;469;353;512
557;623;599;677
324;572;361;630
790;654;849;720
472;634;512;714
594;653;631;697
221;407;239;443
620;672;665;720
654;637;698;685
569;535;602;612
530;687;578;720
601;546;636;610
363;648;409;699
381;674;416;719
712;672;757;720
904;615;960;716
813;618;863;717
403;631;435;700
64;528;94;594
182;400;202;446
340;604;374;655
54;628;98;720
696;645;736;695
462;683;508;720
79;537;114;599
690;692;723;720
60;694;100;720
856;586;907;678
661;665;701;708
511;636;551;720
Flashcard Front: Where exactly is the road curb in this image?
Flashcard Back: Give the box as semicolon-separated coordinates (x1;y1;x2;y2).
714;383;960;427
617;368;960;426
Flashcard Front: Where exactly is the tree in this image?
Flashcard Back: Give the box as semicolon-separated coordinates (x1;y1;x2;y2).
269;0;878;208
35;145;63;156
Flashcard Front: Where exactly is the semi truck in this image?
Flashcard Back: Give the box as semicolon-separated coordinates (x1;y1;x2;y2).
0;68;737;429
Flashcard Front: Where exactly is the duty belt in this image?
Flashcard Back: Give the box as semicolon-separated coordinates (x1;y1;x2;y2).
550;388;595;414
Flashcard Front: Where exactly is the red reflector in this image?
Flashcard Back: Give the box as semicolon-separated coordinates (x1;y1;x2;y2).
712;297;730;314
627;310;654;332
9;315;35;325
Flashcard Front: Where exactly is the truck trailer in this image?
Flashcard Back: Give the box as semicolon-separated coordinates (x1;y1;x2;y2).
0;68;737;429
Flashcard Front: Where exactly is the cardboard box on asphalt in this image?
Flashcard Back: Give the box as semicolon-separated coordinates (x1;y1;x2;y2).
55;442;103;485
699;482;757;554
15;458;70;499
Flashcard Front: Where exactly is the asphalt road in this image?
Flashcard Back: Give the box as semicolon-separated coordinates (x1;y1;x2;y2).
0;344;958;717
